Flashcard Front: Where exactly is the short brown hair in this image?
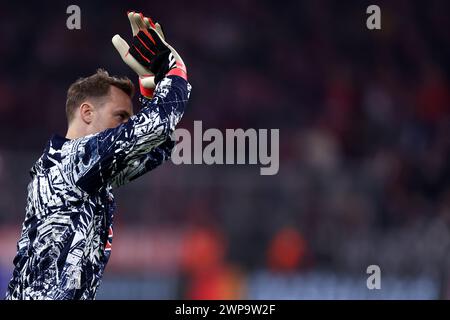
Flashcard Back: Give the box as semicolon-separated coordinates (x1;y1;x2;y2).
65;68;135;122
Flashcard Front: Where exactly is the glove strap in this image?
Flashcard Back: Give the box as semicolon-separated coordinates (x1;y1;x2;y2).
167;68;187;81
167;61;188;81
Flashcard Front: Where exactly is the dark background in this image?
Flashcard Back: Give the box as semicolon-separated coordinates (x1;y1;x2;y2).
0;0;449;299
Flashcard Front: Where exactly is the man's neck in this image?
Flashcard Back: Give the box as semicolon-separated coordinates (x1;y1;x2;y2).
65;125;85;140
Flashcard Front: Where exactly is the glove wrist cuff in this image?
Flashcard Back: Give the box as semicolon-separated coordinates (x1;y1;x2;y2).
166;67;188;81
139;78;155;98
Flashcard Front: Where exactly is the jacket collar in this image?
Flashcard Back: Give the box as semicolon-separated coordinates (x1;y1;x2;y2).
30;134;71;176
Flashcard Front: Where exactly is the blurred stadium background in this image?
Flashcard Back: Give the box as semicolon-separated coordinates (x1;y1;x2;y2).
0;0;449;299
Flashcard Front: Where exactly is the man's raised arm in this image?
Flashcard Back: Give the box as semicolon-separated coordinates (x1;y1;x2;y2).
62;12;191;193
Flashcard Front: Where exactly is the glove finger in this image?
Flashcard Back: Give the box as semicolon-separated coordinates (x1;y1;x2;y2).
132;13;158;47
136;30;158;50
133;12;148;31
156;34;183;65
148;28;168;48
132;35;156;59
140;28;186;74
143;26;186;74
154;22;166;40
127;11;140;36
112;35;153;76
145;18;164;40
112;34;130;57
129;44;151;68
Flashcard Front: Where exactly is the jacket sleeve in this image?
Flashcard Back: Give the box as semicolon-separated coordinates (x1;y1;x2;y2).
109;136;175;188
61;76;191;193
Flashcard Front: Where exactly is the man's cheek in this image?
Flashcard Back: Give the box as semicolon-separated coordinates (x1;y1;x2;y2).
111;119;121;128
105;117;116;128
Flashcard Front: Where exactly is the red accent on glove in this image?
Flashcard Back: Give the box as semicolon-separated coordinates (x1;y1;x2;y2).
139;78;155;98
167;61;188;80
141;28;156;45
137;34;156;55
132;45;150;63
143;14;156;29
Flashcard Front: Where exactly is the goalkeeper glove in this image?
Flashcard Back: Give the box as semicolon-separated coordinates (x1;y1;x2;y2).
112;12;187;98
112;12;160;97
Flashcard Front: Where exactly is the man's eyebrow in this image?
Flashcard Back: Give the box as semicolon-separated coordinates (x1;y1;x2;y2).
115;109;132;117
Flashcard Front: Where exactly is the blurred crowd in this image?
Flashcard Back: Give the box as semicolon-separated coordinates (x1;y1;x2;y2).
0;0;449;298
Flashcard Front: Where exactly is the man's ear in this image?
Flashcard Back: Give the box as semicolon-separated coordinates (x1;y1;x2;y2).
80;102;94;124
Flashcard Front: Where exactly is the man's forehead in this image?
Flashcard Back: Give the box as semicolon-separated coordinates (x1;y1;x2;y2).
107;86;133;112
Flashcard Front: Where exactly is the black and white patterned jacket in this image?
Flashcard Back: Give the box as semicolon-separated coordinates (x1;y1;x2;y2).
5;76;191;300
